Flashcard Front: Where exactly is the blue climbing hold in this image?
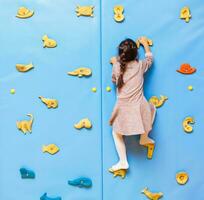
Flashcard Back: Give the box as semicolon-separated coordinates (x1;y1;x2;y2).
20;168;35;179
68;177;92;188
40;193;62;200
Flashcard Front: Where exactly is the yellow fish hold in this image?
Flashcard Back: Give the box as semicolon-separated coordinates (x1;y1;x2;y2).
16;63;34;72
16;7;34;19
16;114;34;134
39;96;58;109
176;172;189;185
109;168;127;179
142;187;163;200
180;7;191;23
76;6;94;17
136;37;153;48
74;118;92;129
42;144;60;155
182;116;195;133
42;35;57;48
68;67;92;77
113;5;125;22
149;95;168;108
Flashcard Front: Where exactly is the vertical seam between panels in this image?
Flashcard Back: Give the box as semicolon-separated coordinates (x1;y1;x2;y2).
99;0;103;199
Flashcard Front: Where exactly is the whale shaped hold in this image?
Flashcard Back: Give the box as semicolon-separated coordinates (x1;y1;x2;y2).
39;96;58;109
136;37;153;48
42;144;60;155
16;114;34;134
76;5;94;17
113;5;125;22
20;167;35;179
149;95;168;108
180;7;191;23
68;177;92;188
68;67;92;77
183;116;195;133
40;193;61;200
142;187;163;200
177;63;196;75
74;118;92;129
16;7;34;19
176;172;189;185
16;63;34;72
42;35;57;48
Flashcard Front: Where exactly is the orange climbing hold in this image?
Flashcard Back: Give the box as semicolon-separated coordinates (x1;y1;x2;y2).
177;63;196;74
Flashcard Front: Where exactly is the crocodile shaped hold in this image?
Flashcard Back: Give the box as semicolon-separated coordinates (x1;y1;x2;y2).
16;114;33;134
39;96;58;109
16;7;34;19
68;67;92;77
16;63;34;72
149;95;168;108
142;187;163;200
76;6;94;17
68;177;92;188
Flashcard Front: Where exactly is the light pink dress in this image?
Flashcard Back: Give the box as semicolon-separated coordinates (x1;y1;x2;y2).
110;52;156;136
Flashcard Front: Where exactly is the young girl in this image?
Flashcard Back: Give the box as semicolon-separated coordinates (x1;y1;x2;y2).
109;37;156;172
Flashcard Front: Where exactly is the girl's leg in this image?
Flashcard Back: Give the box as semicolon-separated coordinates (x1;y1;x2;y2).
111;131;129;170
139;132;155;145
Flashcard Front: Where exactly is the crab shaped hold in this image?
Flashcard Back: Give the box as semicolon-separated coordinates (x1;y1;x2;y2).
16;7;34;19
180;7;191;23
76;6;94;17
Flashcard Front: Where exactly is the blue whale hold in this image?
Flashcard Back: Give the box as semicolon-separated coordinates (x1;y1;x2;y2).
40;193;62;200
20;168;35;179
68;177;92;188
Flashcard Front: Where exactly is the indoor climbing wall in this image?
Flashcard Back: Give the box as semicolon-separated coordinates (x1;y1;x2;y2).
0;0;204;200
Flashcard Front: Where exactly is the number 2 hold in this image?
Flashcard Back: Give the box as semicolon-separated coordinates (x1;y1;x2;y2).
40;193;61;200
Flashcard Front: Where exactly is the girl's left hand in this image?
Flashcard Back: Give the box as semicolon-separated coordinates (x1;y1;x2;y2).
110;56;117;65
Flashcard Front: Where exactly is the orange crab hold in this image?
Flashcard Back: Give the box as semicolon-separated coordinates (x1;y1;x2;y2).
176;63;196;74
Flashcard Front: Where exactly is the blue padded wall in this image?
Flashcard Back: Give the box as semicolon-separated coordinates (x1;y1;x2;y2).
1;0;204;200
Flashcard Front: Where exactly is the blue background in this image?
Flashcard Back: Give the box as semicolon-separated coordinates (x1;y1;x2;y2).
0;0;204;199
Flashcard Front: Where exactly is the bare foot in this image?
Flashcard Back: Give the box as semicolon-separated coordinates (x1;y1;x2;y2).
139;136;155;146
109;161;129;171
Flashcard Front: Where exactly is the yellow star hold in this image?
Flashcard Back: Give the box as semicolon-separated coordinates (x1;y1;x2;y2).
109;168;127;179
10;89;16;94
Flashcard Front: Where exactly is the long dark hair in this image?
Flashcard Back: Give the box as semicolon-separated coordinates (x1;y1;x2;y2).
117;38;138;89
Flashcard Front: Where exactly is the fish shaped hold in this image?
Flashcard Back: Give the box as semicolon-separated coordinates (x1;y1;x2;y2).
68;177;92;188
42;35;57;48
20;168;35;179
42;144;60;155
40;193;61;200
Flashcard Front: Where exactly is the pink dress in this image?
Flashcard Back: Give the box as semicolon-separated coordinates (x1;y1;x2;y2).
110;52;156;136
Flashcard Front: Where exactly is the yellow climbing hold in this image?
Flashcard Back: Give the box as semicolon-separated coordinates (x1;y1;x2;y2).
176;172;189;185
180;7;191;23
10;89;16;94
109;168;127;179
106;86;111;92
16;63;34;72
188;85;193;91
42;35;57;48
68;67;92;77
16;7;34;19
142;187;163;200
16;114;33;134
76;5;94;17
39;96;58;109
149;95;168;108
42;144;60;155
113;5;125;22
136;37;153;49
74;118;92;129
182;116;195;133
92;87;97;92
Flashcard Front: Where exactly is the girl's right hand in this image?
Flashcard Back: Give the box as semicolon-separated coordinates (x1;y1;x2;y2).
139;36;149;46
110;56;117;65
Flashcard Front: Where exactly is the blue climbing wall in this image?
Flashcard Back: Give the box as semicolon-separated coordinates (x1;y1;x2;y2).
1;0;204;200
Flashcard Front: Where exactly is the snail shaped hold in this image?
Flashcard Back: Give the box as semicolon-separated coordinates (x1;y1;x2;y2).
149;95;168;108
136;37;153;48
39;96;58;109
180;7;191;23
183;116;195;133
76;5;94;17
16;7;34;19
176;172;189;185
142;187;163;200
74;118;92;129
16;63;34;72
68;67;92;77
113;5;125;22
42;35;57;48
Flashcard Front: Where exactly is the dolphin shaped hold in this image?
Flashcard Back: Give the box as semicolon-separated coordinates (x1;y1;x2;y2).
68;177;92;188
40;193;62;200
20;168;35;179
